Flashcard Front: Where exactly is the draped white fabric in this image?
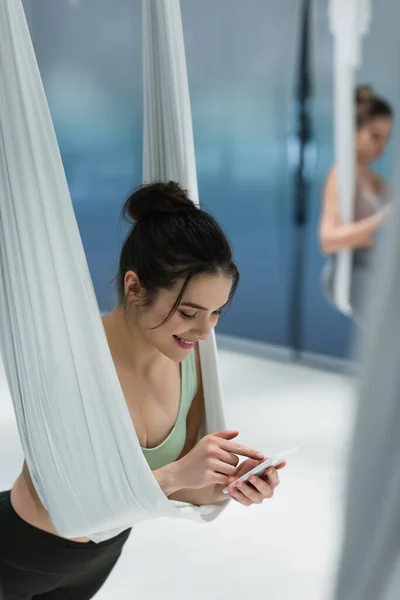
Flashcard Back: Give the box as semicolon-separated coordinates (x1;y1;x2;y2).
143;0;199;204
334;154;400;600
142;0;229;519
330;3;400;596
328;0;371;314
0;0;227;542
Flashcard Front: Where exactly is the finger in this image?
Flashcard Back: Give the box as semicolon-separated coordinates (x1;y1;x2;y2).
212;430;239;441
276;461;286;470
221;440;264;461
237;458;264;471
214;460;237;477
227;486;253;507
210;472;230;486
247;475;274;499
262;467;280;489
235;480;264;504
215;449;240;468
226;459;262;484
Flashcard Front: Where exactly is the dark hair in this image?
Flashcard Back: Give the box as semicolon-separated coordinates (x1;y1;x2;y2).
355;85;393;129
117;181;239;325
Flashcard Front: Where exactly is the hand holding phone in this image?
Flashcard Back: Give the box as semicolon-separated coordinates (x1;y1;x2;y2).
222;446;299;494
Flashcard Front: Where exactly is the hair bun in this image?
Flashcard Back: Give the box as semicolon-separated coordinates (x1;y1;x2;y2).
356;85;374;104
123;181;197;223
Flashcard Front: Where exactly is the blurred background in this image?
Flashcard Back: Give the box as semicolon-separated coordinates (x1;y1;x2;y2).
22;0;400;364
1;1;399;598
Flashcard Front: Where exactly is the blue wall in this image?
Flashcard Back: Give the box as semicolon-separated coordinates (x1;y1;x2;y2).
26;0;144;310
182;1;300;346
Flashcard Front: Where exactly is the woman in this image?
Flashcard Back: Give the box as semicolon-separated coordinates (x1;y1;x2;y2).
320;86;393;322
0;182;285;599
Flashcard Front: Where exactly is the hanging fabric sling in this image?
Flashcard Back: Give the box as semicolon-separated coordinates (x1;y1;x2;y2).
330;1;400;595
323;0;371;318
0;0;228;543
334;124;400;600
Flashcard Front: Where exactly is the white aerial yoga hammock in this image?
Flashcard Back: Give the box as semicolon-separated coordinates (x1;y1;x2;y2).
334;133;400;598
328;0;371;315
331;1;400;595
0;0;228;542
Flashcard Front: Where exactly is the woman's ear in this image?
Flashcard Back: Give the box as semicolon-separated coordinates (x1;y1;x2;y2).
124;271;142;304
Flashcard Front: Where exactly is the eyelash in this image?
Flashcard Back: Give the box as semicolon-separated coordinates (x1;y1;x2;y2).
179;310;222;320
180;311;197;320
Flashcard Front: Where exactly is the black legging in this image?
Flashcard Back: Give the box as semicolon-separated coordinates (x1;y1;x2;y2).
0;491;131;599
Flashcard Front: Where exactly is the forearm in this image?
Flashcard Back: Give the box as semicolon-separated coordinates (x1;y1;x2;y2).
321;213;382;254
153;464;227;505
168;484;228;506
153;464;181;497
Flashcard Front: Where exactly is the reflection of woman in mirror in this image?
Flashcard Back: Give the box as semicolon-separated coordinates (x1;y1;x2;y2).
319;86;393;322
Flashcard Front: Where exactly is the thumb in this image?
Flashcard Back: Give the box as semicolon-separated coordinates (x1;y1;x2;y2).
213;430;239;440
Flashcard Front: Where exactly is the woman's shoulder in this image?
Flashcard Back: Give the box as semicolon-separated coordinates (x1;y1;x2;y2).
325;164;337;180
323;164;338;191
327;165;385;195
321;165;339;208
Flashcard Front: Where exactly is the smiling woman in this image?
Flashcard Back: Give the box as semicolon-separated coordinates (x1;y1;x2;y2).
5;181;283;598
114;180;239;360
173;297;224;350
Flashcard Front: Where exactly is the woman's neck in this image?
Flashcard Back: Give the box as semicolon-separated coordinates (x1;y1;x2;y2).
102;306;166;374
356;159;371;176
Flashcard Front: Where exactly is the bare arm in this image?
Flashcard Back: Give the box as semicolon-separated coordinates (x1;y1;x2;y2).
168;484;227;506
319;166;384;254
154;344;227;506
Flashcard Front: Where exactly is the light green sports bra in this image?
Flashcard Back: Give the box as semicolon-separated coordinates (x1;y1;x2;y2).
141;350;198;471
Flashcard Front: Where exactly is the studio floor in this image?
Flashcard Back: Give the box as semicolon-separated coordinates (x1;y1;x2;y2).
0;349;357;600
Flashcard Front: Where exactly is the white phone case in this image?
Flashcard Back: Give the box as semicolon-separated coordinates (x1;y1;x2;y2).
222;446;299;494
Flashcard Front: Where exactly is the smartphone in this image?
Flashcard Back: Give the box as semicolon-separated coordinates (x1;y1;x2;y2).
222;446;299;494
